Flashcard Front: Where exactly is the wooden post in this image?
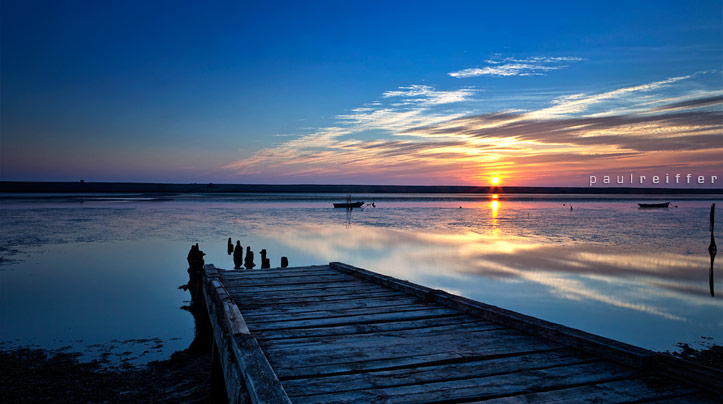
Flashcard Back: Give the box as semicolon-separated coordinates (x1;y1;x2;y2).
233;241;243;270
244;247;255;270
184;244;212;353
261;249;270;269
709;203;716;297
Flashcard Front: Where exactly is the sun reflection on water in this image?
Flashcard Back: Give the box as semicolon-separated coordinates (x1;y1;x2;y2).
490;197;500;237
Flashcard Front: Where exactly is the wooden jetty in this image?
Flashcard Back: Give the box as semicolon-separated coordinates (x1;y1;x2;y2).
202;262;722;403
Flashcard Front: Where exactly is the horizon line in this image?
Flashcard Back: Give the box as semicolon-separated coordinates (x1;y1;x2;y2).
1;180;721;194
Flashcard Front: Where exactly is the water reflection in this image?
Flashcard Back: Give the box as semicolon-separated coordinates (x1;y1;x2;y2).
345;207;353;229
260;222;716;296
489;197;499;237
709;203;717;297
254;221;722;349
1;195;721;354
182;244;211;353
0;240;193;366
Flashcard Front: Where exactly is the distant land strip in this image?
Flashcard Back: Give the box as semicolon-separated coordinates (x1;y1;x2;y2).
1;181;721;195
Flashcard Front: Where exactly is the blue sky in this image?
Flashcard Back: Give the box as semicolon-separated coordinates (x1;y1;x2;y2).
1;1;721;185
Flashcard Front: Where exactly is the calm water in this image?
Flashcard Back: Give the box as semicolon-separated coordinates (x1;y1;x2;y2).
1;193;721;366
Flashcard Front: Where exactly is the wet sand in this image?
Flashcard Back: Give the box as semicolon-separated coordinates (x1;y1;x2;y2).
0;347;211;404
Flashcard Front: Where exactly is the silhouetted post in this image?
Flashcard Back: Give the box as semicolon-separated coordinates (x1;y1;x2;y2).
187;243;205;279
227;237;233;255
183;243;211;353
709;203;716;297
245;246;255;269
233;241;243;269
186;244;197;272
281;256;288;268
261;249;270;269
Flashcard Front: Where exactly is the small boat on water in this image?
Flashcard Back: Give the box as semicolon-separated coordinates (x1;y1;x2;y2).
333;201;365;208
333;194;364;208
638;202;670;208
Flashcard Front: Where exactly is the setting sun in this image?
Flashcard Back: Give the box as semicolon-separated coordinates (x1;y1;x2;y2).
490;176;500;185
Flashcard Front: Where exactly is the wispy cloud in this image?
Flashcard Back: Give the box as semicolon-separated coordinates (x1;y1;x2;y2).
404;110;723;151
225;84;474;179
449;56;583;78
382;84;476;105
527;75;691;119
650;94;723;112
226;74;722;185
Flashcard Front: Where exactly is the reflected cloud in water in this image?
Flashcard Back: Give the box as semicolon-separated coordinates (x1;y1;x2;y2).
255;216;720;333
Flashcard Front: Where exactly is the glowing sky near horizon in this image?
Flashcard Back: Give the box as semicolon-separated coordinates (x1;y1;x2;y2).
1;1;721;186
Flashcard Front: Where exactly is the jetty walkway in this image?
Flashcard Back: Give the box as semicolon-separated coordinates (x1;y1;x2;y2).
202;262;721;403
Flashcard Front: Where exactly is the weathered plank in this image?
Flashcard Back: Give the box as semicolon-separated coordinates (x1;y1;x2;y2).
218;266;344;277
259;320;503;348
220;271;345;283
289;360;639;403
220;273;356;287
330;262;653;369
237;295;423;316
243;303;434;323
252;314;479;341
245;307;460;331
220;270;354;282
262;325;528;353
229;290;405;306
269;335;559;378
203;280;252;403
263;328;552;366
224;279;374;294
274;345;561;380
281;348;594;396
226;284;394;299
220;265;334;278
472;377;709;403
220;270;339;281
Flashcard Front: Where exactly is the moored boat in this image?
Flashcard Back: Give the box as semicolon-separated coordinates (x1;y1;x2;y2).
333;194;364;208
333;201;364;208
638;202;670;208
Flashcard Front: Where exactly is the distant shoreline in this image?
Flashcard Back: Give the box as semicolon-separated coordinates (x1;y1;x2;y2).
1;181;721;195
